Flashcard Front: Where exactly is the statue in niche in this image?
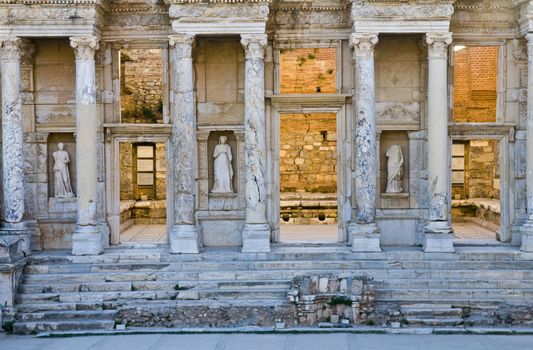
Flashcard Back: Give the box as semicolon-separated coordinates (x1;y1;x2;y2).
53;143;74;198
212;135;234;193
385;144;404;193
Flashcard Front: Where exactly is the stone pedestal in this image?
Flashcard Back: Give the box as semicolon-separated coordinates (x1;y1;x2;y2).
347;33;381;252
521;34;533;252
423;33;454;253
240;34;271;253
70;36;103;255
169;34;199;254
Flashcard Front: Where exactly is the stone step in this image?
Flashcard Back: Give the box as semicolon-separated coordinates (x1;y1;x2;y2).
377;288;533;300
15;309;117;322
400;307;463;317
377;278;533;289
13;319;115;335
19;281;134;294
403;317;464;327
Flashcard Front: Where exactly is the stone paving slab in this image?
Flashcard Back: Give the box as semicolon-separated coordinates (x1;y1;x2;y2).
2;331;533;350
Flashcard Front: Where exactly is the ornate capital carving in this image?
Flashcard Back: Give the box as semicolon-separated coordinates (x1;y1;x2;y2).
169;34;196;58
0;37;25;62
425;32;452;59
69;36;99;61
349;33;379;59
241;34;267;60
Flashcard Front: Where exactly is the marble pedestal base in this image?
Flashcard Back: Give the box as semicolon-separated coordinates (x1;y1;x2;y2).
520;221;533;252
72;225;104;255
349;223;381;252
0;223;31;254
242;223;271;253
169;224;199;254
423;221;454;252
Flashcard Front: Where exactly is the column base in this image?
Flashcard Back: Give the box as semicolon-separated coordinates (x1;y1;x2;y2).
242;223;271;253
169;224;199;254
72;225;104;256
423;221;454;252
520;220;533;252
0;222;31;254
348;222;381;252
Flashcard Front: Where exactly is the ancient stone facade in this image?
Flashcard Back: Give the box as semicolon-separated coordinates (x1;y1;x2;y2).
2;0;533;331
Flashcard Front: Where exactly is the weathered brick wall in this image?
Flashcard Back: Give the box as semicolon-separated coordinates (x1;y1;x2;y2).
120;49;164;123
280;114;337;193
280;48;336;94
453;46;498;122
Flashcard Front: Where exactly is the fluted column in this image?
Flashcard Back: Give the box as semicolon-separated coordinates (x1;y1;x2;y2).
168;34;199;254
70;36;102;255
240;34;271;253
423;32;454;253
0;37;31;255
347;33;381;252
521;34;533;251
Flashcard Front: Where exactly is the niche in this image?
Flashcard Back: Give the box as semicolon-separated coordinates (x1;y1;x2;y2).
208;131;238;195
47;133;76;198
379;131;409;209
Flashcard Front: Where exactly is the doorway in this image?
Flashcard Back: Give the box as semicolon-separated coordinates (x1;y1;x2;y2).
278;113;338;242
451;139;501;242
118;142;168;244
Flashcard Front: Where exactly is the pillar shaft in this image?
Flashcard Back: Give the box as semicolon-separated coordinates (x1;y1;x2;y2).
168;34;199;254
423;32;454;253
241;34;270;253
520;34;533;251
70;36;103;255
347;33;381;252
0;38;25;230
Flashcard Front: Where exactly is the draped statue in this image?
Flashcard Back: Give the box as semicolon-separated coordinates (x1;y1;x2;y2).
53;143;75;198
385;144;403;193
212;136;234;193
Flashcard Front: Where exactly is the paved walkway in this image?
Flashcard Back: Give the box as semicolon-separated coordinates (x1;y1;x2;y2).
2;333;533;350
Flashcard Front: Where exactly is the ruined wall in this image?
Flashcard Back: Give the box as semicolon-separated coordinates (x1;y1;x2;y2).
453;46;498;123
280;48;336;94
465;139;500;199
120;49;164;123
280;113;337;193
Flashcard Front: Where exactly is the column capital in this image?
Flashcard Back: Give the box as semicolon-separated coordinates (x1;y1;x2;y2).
69;36;99;61
240;34;267;60
349;33;379;59
526;33;533;59
425;32;452;59
169;33;196;58
0;37;28;62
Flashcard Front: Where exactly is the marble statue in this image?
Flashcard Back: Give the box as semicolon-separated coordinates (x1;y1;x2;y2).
212;136;234;193
52;143;74;198
385;144;403;193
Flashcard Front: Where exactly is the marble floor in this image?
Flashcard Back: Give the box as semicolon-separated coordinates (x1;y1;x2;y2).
452;221;498;240
120;224;167;244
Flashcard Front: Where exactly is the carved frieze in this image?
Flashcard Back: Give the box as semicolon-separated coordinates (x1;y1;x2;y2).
376;103;420;124
351;1;454;19
168;2;269;20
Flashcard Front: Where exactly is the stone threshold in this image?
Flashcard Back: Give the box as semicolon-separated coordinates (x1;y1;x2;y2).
33;326;533;338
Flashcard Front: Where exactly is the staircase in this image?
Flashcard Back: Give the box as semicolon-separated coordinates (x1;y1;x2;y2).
11;246;533;334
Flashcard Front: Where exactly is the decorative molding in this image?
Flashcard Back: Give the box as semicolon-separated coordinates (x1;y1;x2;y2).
350;1;454;19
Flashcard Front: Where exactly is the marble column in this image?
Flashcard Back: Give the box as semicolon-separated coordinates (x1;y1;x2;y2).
168;34;199;254
347;33;381;252
240;34;271;253
0;37;31;258
423;32;454;253
521;33;533;251
70;36;103;255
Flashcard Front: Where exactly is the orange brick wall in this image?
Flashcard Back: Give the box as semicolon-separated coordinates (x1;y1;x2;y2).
453;46;498;122
280;113;337;193
280;48;336;94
